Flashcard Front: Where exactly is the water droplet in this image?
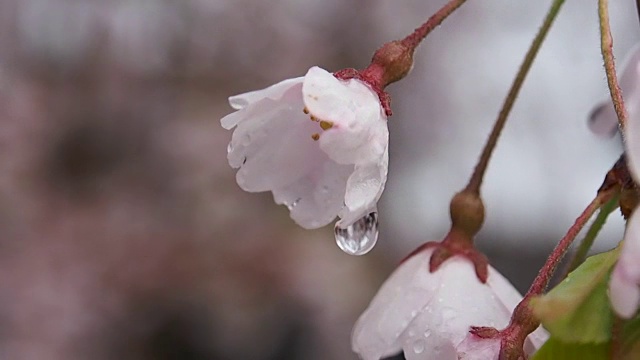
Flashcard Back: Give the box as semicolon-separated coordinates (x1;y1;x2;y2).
334;212;378;256
285;198;301;211
424;329;431;338
226;142;233;153
412;339;425;354
442;308;456;321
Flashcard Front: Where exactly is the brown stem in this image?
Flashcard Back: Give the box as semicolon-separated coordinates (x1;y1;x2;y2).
563;194;619;277
525;190;616;297
465;0;566;194
400;0;468;50
610;316;623;360
598;0;629;133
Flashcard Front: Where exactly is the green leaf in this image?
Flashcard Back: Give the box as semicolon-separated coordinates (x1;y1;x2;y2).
530;337;609;360
530;248;620;343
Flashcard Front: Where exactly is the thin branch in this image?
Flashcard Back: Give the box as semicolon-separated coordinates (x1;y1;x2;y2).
598;0;629;133
400;0;468;50
465;0;566;194
526;190;616;296
564;194;619;276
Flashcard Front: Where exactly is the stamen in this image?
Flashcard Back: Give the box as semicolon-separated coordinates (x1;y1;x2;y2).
311;133;320;141
303;107;309;114
319;120;334;130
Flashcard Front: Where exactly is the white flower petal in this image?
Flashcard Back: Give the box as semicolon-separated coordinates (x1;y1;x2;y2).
457;336;501;360
303;66;388;165
352;251;442;360
404;335;458;360
318;121;387;165
352;248;546;360
339;149;389;226
302;66;380;127
272;159;352;229
610;210;640;318
609;267;640;319
228;77;303;110
222;79;303;129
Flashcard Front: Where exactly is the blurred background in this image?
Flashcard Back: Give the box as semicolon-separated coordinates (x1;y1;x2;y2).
0;0;637;359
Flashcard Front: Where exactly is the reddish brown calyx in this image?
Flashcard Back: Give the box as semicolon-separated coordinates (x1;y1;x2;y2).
405;190;490;282
334;68;393;117
425;229;490;283
469;299;541;360
598;154;638;219
334;41;415;117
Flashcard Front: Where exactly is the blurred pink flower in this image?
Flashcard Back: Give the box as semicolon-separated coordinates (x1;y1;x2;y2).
221;66;388;230
351;248;548;360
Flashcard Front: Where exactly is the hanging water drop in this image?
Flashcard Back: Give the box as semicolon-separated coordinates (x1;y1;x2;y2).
334;212;378;255
226;142;233;154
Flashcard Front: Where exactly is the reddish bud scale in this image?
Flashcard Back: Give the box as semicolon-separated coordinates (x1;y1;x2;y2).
334;41;415;117
405;190;489;283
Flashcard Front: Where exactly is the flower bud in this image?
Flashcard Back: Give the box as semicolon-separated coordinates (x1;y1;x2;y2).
365;41;415;88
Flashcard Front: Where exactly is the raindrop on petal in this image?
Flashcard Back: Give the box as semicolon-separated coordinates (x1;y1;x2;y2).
286;197;301;211
412;339;425;354
226;142;233;153
334;212;378;255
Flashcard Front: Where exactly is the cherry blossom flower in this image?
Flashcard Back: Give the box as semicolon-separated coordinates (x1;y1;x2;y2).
351;248;548;360
221;66;389;230
589;44;640;137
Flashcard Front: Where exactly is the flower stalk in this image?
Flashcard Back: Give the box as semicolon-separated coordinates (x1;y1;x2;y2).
400;0;469;50
343;0;471;115
425;0;567;284
525;190;616;297
599;0;629;134
486;188;617;359
465;0;566;195
565;194;619;274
